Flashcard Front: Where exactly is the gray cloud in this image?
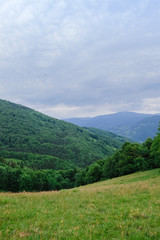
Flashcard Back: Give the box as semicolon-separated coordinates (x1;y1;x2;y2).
0;0;160;118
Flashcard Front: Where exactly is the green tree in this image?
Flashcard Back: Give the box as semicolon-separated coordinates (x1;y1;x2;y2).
150;125;160;168
0;166;8;191
7;168;22;192
75;170;86;187
86;163;102;184
19;172;33;191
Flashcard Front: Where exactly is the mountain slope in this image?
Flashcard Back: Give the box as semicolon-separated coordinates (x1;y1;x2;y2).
0;99;126;168
64;112;160;142
123;115;160;142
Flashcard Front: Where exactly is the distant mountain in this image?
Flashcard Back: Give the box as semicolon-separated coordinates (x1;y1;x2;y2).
64;112;160;142
0;99;127;168
123;115;160;142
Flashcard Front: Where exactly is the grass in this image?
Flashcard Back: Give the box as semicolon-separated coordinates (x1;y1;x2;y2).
0;169;160;240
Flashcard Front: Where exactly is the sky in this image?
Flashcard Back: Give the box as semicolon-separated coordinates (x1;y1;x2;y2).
0;0;160;119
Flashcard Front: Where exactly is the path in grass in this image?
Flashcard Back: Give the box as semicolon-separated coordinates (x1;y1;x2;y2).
0;169;160;239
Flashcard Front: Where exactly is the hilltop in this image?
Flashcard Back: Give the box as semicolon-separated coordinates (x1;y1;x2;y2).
0;99;126;168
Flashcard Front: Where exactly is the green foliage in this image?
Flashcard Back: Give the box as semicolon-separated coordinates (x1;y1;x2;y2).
0;99;160;193
0;166;8;191
76;132;160;187
102;136;160;180
19;172;33;192
150;127;160;168
0;155;80;192
0;99;125;168
1;127;160;192
0;150;75;170
85;163;102;184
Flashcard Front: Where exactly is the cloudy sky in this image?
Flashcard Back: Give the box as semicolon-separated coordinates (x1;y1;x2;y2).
0;0;160;118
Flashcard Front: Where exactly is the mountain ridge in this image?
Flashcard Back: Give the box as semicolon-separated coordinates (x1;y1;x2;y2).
63;111;160;142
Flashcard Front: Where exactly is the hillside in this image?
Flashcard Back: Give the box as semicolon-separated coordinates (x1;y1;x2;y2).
0;99;126;168
0;169;159;239
120;115;160;142
64;112;160;142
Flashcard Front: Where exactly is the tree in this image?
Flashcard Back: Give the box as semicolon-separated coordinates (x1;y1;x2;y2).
19;172;33;191
86;163;102;184
150;125;160;168
133;157;148;171
7;168;22;192
75;170;86;187
0;166;8;191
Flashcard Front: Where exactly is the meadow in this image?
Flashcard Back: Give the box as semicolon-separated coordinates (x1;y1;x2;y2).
0;169;160;240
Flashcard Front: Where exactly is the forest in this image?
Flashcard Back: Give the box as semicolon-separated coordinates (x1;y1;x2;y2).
0;132;160;192
0;99;126;168
0;99;160;192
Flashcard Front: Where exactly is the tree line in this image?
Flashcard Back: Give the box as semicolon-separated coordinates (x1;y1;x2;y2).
0;126;160;192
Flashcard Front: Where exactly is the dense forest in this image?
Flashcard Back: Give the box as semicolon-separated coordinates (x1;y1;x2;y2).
0;130;160;192
0;99;126;168
76;135;160;186
0;99;160;192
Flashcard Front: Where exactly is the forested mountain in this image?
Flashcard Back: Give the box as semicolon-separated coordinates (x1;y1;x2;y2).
64;112;160;142
0;99;126;168
121;115;160;142
0;99;160;193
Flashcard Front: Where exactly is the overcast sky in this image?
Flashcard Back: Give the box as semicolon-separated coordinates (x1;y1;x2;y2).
0;0;160;118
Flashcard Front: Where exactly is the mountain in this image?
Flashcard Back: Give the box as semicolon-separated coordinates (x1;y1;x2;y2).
0;99;127;168
124;114;160;142
64;112;151;129
64;112;160;142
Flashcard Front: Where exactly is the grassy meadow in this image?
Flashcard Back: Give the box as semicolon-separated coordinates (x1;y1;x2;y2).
0;169;160;240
